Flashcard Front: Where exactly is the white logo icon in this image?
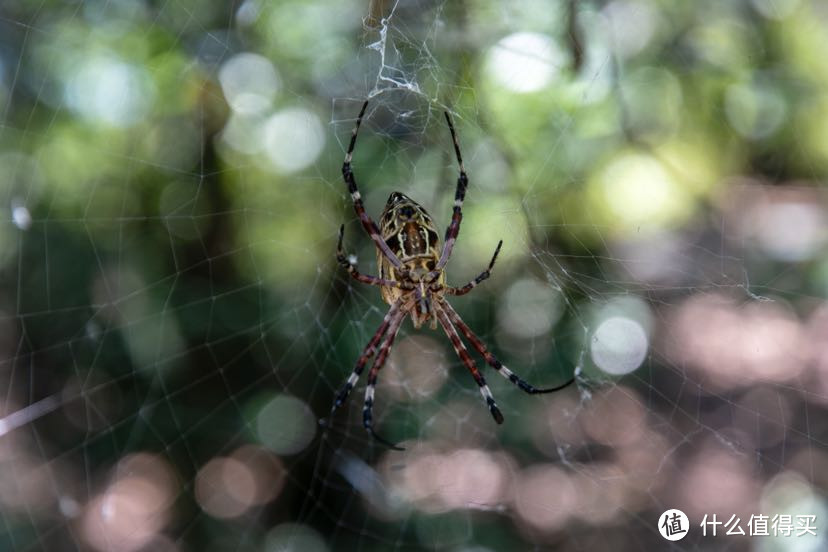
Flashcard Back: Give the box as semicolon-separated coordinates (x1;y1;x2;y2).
659;509;689;541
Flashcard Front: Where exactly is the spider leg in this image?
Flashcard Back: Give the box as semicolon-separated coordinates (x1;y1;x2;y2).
362;302;411;451
342;101;406;271
432;111;468;272
433;305;504;425
329;299;403;415
439;299;576;394
337;225;411;289
444;240;503;296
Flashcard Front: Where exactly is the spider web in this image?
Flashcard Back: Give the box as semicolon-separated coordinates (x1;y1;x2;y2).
1;0;827;551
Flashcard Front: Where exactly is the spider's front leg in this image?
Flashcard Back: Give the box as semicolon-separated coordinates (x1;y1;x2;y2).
423;111;470;285
341;101;406;271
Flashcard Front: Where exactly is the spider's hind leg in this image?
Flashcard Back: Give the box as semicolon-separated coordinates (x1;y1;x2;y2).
328;299;402;417
439;299;576;394
361;304;409;451
434;306;505;425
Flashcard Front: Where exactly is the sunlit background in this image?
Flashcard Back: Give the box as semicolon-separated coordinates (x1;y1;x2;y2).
1;0;827;550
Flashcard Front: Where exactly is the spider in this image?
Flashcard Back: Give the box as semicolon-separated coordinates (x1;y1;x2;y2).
330;101;574;450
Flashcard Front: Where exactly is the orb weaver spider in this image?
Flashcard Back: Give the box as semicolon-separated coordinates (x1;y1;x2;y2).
330;101;574;450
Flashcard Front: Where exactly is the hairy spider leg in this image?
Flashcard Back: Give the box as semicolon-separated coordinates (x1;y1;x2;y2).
342;101;406;272
439;299;576;394
362;301;412;450
330;298;404;414
434;306;504;424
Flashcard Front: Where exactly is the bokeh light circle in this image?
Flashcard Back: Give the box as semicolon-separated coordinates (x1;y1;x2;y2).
65;56;155;127
195;457;257;519
590;316;648;375
498;278;563;339
256;393;316;455
219;52;280;115
263;107;325;173
485;32;564;93
264;523;329;552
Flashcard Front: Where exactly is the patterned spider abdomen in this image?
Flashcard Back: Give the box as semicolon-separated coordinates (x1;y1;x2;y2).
377;192;445;307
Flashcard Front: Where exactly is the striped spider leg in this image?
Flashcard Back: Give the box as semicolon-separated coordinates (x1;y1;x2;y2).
328;298;411;451
437;299;575;397
341;101;407;274
330;101;574;450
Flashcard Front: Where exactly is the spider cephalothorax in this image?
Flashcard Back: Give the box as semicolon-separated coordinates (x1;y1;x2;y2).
330;101;574;450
